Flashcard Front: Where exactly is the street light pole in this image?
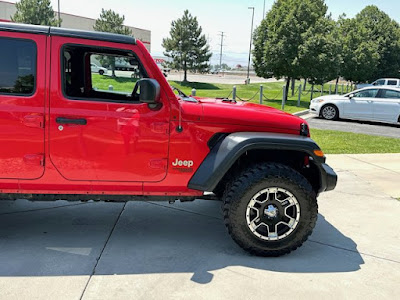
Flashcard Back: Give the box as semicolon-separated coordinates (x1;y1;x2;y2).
247;7;255;84
263;0;266;19
58;0;61;27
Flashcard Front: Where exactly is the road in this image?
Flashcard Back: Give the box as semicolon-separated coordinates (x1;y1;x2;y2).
0;154;399;299
305;114;400;139
107;70;281;85
167;71;281;85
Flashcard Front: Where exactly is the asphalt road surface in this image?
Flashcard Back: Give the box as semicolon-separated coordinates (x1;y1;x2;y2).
305;115;400;139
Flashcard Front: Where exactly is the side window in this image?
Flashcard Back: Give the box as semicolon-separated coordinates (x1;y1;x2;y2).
62;45;147;102
381;90;400;99
373;80;385;86
353;89;379;98
387;80;398;86
0;37;36;95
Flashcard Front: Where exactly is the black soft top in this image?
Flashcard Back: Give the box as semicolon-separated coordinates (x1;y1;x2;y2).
0;22;136;45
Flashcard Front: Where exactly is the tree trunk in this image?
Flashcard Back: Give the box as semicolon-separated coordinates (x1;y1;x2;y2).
111;57;116;78
183;60;188;82
291;78;296;96
303;79;307;91
284;77;290;102
335;77;339;94
310;84;314;101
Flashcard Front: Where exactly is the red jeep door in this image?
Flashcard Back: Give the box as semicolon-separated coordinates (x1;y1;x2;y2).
49;37;170;182
0;32;46;179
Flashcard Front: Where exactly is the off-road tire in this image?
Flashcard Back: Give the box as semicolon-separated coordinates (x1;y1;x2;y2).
320;104;339;120
223;162;317;257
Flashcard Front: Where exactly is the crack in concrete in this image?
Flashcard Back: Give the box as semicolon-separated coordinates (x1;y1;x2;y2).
309;240;400;264
345;155;400;174
148;201;400;265
79;202;127;300
147;201;223;220
0;202;90;216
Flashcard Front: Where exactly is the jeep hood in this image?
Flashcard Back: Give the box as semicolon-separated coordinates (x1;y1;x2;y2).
181;97;306;134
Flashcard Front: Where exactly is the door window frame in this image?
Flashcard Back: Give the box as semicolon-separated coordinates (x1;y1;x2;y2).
60;43;149;104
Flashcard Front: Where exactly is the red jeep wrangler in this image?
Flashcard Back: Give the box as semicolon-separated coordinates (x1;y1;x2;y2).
0;22;336;256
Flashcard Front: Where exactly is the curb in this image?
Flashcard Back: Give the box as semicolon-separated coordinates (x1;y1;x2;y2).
293;109;309;116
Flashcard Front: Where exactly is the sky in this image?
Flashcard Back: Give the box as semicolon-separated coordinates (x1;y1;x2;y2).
7;0;400;66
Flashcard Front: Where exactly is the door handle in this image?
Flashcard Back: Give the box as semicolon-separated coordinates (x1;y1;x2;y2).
56;117;87;125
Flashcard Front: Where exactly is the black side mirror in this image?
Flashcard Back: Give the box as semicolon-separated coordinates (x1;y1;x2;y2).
134;79;161;106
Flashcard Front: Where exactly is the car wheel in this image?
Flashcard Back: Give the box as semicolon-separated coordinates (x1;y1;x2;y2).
320;104;339;120
223;162;318;257
99;70;104;75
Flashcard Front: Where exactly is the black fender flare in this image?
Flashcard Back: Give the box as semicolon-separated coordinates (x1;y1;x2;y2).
188;132;337;193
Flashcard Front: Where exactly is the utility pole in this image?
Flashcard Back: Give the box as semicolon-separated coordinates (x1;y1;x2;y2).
247;7;255;84
218;31;225;70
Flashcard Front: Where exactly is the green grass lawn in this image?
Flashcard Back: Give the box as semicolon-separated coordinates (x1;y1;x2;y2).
92;74;347;114
91;75;398;154
311;129;400;154
169;80;312;114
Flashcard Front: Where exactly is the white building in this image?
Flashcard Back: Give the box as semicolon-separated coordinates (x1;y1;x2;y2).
0;0;151;51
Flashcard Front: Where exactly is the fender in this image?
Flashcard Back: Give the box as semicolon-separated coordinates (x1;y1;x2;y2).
188;132;337;193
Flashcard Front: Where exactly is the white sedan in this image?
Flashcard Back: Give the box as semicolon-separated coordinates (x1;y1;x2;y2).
310;86;400;125
91;63;108;75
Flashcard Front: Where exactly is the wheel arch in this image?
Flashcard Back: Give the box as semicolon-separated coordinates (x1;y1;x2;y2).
188;132;336;195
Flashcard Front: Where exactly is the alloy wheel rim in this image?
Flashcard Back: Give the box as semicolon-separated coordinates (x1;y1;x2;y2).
246;187;300;241
322;106;336;119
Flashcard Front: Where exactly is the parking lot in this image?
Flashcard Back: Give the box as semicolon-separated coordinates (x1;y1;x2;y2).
167;71;280;85
0;154;399;300
305;114;400;139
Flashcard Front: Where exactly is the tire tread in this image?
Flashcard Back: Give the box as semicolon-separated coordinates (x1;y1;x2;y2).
223;162;317;257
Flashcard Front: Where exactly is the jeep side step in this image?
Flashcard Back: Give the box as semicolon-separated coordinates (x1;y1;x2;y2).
0;193;220;202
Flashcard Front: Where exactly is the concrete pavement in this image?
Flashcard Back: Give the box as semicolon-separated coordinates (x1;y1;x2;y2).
327;153;400;198
0;154;399;300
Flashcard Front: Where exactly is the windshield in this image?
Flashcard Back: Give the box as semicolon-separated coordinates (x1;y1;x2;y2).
171;85;197;103
171;86;188;98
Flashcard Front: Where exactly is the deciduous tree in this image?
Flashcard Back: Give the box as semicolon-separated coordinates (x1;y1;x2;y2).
253;0;338;100
340;6;400;83
298;16;341;85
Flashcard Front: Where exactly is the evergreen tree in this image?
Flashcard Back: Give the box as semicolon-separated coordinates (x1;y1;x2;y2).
162;10;212;82
11;0;60;26
93;9;132;77
93;9;132;36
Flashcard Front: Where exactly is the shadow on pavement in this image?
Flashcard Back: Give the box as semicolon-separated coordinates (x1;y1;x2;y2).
0;201;364;283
